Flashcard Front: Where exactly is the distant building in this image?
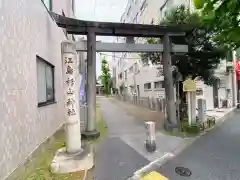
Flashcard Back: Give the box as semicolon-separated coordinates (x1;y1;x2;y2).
112;0;234;110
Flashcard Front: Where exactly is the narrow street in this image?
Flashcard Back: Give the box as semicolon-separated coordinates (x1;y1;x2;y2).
93;97;150;180
93;97;189;180
158;110;240;180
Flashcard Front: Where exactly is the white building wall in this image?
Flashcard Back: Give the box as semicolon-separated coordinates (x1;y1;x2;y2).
114;0;231;110
0;0;74;179
115;0;192;97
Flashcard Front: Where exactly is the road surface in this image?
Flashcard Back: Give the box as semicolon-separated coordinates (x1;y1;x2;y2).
158;110;240;180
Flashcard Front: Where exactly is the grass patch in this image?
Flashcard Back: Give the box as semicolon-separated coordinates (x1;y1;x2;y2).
165;117;216;138
9;128;90;180
88;102;108;144
10;103;107;180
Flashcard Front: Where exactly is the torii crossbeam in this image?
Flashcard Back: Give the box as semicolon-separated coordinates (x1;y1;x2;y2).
51;12;192;138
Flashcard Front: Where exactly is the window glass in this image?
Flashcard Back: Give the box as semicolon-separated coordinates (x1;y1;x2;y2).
154;81;163;89
37;59;47;103
144;82;151;90
37;56;55;106
45;65;54;101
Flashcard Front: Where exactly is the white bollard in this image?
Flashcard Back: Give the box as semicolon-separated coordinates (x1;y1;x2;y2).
145;121;156;152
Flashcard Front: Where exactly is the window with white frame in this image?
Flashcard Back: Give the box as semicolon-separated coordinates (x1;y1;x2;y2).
144;82;151;90
37;56;55;106
154;81;163;89
42;0;52;11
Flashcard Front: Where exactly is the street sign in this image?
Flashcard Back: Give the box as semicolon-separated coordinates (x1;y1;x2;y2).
183;78;196;92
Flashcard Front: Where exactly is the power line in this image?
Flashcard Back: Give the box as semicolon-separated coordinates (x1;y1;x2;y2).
98;52;142;60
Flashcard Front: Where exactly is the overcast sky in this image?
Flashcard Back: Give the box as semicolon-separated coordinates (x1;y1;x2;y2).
75;0;127;77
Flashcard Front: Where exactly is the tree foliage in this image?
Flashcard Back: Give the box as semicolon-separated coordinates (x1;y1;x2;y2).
140;5;226;85
194;0;240;50
100;56;112;94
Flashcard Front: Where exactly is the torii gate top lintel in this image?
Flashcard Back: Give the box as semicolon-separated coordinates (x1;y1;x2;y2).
51;12;192;38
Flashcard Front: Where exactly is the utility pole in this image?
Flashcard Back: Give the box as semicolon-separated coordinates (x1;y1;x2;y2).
163;34;177;128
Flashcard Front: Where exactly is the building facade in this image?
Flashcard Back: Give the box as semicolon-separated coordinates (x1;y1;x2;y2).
112;0;232;110
0;0;74;179
113;0;194;98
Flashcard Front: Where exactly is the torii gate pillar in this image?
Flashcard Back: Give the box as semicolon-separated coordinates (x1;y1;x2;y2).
83;28;100;139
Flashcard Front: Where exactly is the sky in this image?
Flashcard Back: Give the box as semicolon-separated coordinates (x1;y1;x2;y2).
75;0;127;77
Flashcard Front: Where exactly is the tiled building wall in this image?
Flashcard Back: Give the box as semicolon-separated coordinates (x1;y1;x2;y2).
0;0;72;179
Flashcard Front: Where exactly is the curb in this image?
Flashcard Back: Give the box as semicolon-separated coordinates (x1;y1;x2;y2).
197;107;237;138
128;153;174;180
128;138;196;180
128;107;237;180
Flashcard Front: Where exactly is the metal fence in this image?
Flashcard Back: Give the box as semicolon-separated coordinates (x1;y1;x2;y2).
115;94;166;112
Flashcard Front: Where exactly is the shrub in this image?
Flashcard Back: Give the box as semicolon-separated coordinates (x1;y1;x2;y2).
186;124;201;134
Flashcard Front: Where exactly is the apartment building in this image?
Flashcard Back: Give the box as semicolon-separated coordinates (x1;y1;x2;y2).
0;0;75;179
114;0;193;98
113;0;231;110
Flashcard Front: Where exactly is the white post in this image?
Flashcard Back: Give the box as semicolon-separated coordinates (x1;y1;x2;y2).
62;40;82;153
145;121;156;152
187;92;192;125
187;91;196;125
191;91;196;124
232;50;237;106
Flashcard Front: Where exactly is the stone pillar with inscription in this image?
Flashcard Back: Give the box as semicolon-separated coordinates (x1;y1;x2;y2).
62;40;82;153
51;41;93;174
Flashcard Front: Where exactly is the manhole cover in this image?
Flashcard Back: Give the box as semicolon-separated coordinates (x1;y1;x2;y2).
175;166;192;177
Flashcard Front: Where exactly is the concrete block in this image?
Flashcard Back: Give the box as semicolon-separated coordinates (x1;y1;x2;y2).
51;146;94;174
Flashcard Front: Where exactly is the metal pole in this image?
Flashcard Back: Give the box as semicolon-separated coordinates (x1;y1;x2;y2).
85;28;100;139
163;34;177;128
176;71;181;130
232;51;237;107
61;40;82;153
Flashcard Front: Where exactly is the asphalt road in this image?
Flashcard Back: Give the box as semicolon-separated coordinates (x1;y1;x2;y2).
93;137;149;180
158;110;240;180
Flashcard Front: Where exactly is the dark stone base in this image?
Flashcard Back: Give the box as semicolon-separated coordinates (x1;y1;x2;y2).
82;129;100;140
237;103;240;108
145;140;156;153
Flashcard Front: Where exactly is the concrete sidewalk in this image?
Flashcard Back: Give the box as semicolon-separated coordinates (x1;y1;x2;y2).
93;97;190;180
206;107;235;121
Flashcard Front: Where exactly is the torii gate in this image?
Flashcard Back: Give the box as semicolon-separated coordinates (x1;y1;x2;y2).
50;12;191;174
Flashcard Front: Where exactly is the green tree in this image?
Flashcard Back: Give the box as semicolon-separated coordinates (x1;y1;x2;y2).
194;0;240;50
100;56;112;94
141;5;226;85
